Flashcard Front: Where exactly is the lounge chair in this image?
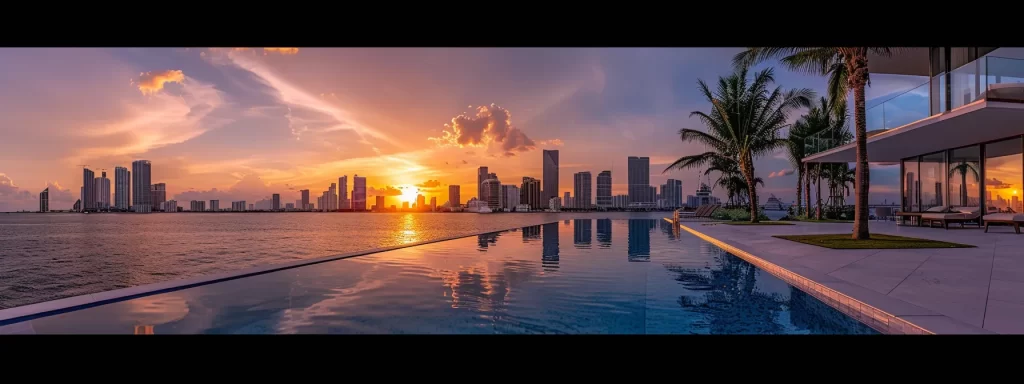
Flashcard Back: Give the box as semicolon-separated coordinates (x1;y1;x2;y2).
921;206;982;229
983;213;1024;234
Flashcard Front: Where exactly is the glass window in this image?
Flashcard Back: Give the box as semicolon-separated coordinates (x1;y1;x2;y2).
948;145;981;208
919;152;947;211
902;158;919;212
984;137;1023;213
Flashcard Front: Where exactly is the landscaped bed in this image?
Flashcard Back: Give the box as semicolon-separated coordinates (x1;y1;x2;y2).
773;234;975;249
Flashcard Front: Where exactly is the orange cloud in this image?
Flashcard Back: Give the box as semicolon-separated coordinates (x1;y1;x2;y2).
263;47;299;55
133;70;185;95
537;138;564;147
429;104;540;154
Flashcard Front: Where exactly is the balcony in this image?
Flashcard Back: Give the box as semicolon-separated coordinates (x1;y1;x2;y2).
804;56;1024;158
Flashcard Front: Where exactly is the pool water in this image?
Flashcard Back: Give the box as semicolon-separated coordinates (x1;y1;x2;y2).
7;219;879;334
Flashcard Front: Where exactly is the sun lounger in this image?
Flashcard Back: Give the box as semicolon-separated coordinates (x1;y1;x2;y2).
983;213;1024;234
921;206;981;229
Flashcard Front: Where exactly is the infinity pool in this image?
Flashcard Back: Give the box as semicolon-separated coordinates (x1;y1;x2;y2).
2;219;878;334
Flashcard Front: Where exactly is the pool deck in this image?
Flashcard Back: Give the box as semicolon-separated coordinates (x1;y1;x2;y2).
674;219;1024;334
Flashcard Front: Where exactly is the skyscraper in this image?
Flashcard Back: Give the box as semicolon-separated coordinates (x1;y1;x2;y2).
209;200;220;212
300;189;310;211
352;175;366;210
628;156;650;204
482;178;501;209
132;160;152;213
151;183;166;212
669;179;683;208
272;194;280;211
81;168;95;212
328;183;338;211
564;191;571;209
95;171;111;210
338;176;349;210
543;150;559;204
430;196;437;211
574;171;592;209
597;170;612;208
477;166;489;201
501;185;520;210
375;195;385;211
417;194;426;210
114;166;130;211
39;187;49;212
521;177;542;210
449;185;461;208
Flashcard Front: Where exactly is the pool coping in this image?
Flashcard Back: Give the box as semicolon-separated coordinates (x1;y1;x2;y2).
669;219;944;335
0;223;558;327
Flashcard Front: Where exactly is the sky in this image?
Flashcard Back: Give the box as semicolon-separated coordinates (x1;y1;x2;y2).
0;47;919;212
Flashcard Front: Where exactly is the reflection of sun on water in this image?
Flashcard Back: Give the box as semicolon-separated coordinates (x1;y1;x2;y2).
399;213;419;244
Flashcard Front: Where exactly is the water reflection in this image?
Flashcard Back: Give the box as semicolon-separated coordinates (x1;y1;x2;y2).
522;225;541;242
627;219;655;262
477;232;499;250
541;222;559;270
659;219;679;240
573;219;592;249
596;219;612;248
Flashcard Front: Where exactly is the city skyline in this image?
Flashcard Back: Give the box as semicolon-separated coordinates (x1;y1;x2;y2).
0;48;917;212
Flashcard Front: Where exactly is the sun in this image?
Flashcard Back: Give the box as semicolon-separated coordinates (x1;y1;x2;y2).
400;186;419;203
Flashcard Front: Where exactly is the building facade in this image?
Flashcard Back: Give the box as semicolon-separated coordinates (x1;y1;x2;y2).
232;201;246;211
300;189;310;211
132;160;152;213
543;150;559;205
597;170;612;208
150;183;166;212
39;187;48;212
521;177;542;210
272;194;280;211
352;175;366;210
328;183;338;211
338;176;349;210
114;166;130;211
449;185;461;208
163;200;178;212
482;178;501;210
375;195;385;211
82;168;95;212
190;200;206;212
574;171;592;209
628;156;651;204
95;171;111;210
209;200;220;212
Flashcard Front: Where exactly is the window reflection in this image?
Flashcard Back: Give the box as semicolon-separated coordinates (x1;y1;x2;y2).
985;137;1023;213
903;158;919;212
948;145;981;208
919;152;946;210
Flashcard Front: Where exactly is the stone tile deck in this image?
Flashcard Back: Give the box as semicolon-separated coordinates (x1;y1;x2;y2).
676;219;1024;334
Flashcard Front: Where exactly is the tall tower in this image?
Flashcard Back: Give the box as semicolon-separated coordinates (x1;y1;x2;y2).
338;176;349;210
82;167;96;212
543;150;559;204
449;185;461;208
574;171;592;209
352;175;367;210
300;189;310;210
151;183;166;211
628;156;650;204
132;160;152;213
95;171;111;210
39;187;49;212
272;194;281;211
477;166;489;201
597;171;612;208
114;166;130;211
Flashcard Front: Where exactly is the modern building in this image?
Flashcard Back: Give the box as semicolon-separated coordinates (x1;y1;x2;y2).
597;170;612;208
628;156;651;204
612;194;629;208
338;176;349;210
132;160;152;213
686;183;722;208
543;150;559;204
73;199;81;212
150;183;166;212
659;179;683;209
415;194;425;211
500;185;520;211
82;168;95;212
574;171;592;209
232;201;246;211
549;196;561;211
114;166;130;211
352;175;366;211
477;166;489;202
190;200;206;212
285;203;294;210
563;192;571;209
430;196;437;212
482;178;501;210
327;183;338;211
521;176;542;210
272;194;280;211
209;200;220;212
802;47;1024;218
449;185;461;208
321;191;330;212
375;195;385;211
95;171;111;210
317;196;323;212
39;187;48;212
402;201;410;211
163;200;178;212
300;189;310;211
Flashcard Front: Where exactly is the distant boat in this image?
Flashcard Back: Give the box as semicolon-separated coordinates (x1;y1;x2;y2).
763;194;787;211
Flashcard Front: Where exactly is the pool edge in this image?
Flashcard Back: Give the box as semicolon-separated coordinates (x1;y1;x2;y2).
669;218;950;335
0;222;559;326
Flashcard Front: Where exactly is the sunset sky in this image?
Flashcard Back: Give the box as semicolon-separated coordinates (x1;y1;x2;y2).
0;48;916;211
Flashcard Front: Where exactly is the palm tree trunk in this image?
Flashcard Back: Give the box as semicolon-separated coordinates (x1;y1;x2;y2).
851;52;871;240
805;162;812;219
740;155;759;223
816;163;823;220
961;172;968;207
796;168;803;217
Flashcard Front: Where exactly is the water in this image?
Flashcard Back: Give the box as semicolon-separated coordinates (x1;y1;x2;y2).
0;211;665;309
6;219;878;334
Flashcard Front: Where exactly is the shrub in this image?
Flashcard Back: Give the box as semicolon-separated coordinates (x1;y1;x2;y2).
712;207;771;221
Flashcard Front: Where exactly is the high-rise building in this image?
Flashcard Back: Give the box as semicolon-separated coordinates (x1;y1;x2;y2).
73;198;81;212
597;171;612;208
521;177;542;209
574;171;592;209
648;186;657;205
209;200;220;212
449;185;461;208
232;201;246;211
628;156;651;204
163;200;178;212
285;203;294;210
95;171;111;210
39;187;49;212
190;200;206;212
352;175;367;210
321;191;330;212
317;196;323;212
82;168;95;212
300;189;310;211
416;194;426;210
563;192;571;208
132;160;152;213
477;166;489;201
549;196;561;211
501;185;520;211
114;166;130;211
272;194;281;211
328;183;338;211
613;194;629;208
543;150;559;205
402;201;410;210
667;179;683;208
338;176;349;210
686;183;721;208
430;196;437;211
375;195;385;211
482;178;501;209
150;183;166;212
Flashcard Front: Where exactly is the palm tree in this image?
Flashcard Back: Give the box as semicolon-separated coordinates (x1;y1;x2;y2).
704;156;764;207
948;161;981;207
665;67;813;222
735;47;902;239
822;163;856;209
789;97;850;219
